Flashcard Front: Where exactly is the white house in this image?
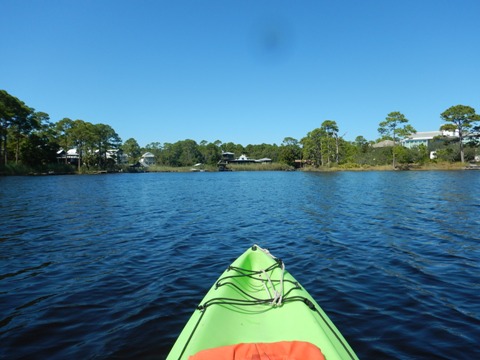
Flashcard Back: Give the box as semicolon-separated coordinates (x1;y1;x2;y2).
105;149;129;164
56;148;80;164
139;152;155;166
401;130;458;149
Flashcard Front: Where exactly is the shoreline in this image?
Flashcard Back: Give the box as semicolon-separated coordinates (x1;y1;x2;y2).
1;161;477;176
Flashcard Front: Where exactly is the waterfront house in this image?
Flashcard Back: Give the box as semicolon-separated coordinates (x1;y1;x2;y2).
401;130;458;149
139;152;155;166
56;148;80;165
220;152;235;162
229;154;271;164
294;159;313;168
231;154;256;164
217;152;271;170
105;149;129;164
57;148;128;165
217;152;234;171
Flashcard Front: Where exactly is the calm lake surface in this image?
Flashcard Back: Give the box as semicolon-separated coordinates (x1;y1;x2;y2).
1;171;479;359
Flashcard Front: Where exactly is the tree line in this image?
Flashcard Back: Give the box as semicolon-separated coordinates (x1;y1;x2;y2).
1;89;479;173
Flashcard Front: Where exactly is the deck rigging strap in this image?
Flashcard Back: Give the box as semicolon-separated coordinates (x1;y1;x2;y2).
253;244;286;305
199;247;297;310
196;263;357;360
255;244;285;306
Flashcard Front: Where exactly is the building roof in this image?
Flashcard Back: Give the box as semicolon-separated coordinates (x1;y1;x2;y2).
405;130;459;141
405;131;442;140
372;140;394;148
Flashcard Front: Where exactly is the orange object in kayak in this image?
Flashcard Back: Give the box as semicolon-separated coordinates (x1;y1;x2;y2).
189;341;326;360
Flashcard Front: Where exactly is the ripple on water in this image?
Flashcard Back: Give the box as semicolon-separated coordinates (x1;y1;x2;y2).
1;172;479;359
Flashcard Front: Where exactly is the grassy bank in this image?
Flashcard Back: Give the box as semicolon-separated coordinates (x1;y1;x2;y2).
1;161;472;176
301;161;468;172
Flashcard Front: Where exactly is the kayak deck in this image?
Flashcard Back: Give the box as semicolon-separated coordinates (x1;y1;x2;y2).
167;245;358;360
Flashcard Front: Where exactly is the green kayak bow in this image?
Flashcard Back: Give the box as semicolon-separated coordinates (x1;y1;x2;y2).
167;245;358;360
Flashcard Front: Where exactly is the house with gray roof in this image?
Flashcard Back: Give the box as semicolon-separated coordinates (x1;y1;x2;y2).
139;152;155;167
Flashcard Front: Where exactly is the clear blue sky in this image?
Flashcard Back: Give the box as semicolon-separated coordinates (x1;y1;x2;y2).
2;0;479;147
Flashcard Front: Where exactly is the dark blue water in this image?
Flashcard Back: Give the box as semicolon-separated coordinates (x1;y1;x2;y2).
1;171;479;359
